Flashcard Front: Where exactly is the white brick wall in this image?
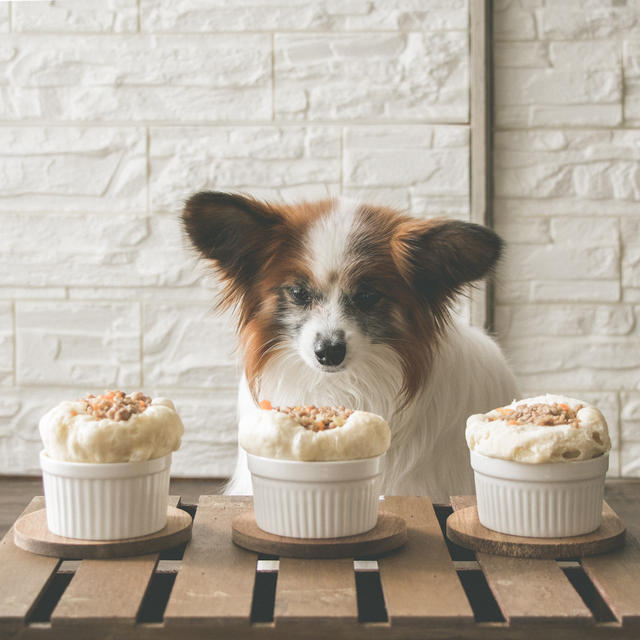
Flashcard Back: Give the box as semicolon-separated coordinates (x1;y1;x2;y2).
494;0;640;478
4;1;635;480
0;0;470;477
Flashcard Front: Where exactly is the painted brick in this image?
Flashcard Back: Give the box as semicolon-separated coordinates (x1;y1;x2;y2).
143;303;239;389
68;286;216;303
620;420;640;442
16;302;141;387
624;39;640;78
528;280;621;303
622;445;640;477
343;126;469;216
494;7;537;41
141;0;468;32
274;32;468;122
0;303;12;387
623;247;640;288
0;387;77;474
494;41;549;68
0;213;201;288
518;369;640;395
550;217;619;246
502;245;619;281
495;104;622;128
153;387;238;477
621;392;640;421
0;3;8;32
529;104;622;127
621;217;640;241
0;127;146;212
503;336;640;376
549;41;620;70
149;126;342;213
495;68;621;106
624;80;640;124
495;217;550;244
495;196;639;217
495;304;635;338
1;35;271;122
538;7;640;40
13;0;138;33
0;288;67;300
494;280;532;305
495;130;640;202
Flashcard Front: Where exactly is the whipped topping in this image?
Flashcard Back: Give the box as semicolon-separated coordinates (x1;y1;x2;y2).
239;405;390;461
39;393;184;463
466;394;610;463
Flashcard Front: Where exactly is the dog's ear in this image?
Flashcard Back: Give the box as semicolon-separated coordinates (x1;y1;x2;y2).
182;191;283;286
393;218;503;303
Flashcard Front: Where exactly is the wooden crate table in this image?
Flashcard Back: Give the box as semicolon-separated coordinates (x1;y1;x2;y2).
1;495;640;639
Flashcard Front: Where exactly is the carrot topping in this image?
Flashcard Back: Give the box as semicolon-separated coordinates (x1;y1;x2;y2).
259;400;272;411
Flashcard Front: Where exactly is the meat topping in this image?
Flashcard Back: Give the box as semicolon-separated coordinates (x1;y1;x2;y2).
79;390;152;421
489;402;583;428
262;401;354;432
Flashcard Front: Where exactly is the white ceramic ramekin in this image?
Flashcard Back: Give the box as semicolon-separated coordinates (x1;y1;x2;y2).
247;452;384;538
470;450;609;538
40;451;171;540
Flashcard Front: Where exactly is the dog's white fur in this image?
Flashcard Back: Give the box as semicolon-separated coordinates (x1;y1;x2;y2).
224;199;519;501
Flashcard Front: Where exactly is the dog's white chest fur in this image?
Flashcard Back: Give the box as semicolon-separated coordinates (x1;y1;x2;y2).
227;319;519;502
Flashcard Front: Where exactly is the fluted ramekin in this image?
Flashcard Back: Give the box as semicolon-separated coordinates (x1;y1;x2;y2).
470;450;608;538
247;452;384;538
40;451;171;540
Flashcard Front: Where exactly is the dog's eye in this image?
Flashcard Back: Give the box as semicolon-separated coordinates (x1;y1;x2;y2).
288;285;312;306
352;288;382;311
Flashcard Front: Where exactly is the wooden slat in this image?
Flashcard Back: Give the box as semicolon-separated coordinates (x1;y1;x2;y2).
582;523;640;627
164;495;257;626
450;496;593;626
0;496;59;635
50;496;181;626
378;496;474;625
274;558;357;625
51;554;158;625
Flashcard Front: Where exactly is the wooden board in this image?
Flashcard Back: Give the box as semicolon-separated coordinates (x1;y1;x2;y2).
275;558;358;629
582;534;640;627
164;495;257;626
0;497;60;636
377;496;475;625
49;496;182;627
13;506;192;559
451;496;593;626
231;511;407;558
447;501;625;559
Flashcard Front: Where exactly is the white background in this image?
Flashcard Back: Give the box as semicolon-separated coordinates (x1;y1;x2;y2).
0;0;637;478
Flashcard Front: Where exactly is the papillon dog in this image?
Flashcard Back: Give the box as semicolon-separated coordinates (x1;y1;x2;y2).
183;192;519;501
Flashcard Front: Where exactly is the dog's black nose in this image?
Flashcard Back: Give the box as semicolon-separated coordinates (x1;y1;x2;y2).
314;333;346;367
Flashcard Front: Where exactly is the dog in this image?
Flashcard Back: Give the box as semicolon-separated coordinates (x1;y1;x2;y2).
182;192;519;501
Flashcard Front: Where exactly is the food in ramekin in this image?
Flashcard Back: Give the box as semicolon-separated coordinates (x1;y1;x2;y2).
466;394;610;538
240;401;391;538
39;390;184;540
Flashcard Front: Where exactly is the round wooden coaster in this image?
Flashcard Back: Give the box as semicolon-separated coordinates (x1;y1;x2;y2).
232;511;407;558
446;505;625;559
13;506;192;559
